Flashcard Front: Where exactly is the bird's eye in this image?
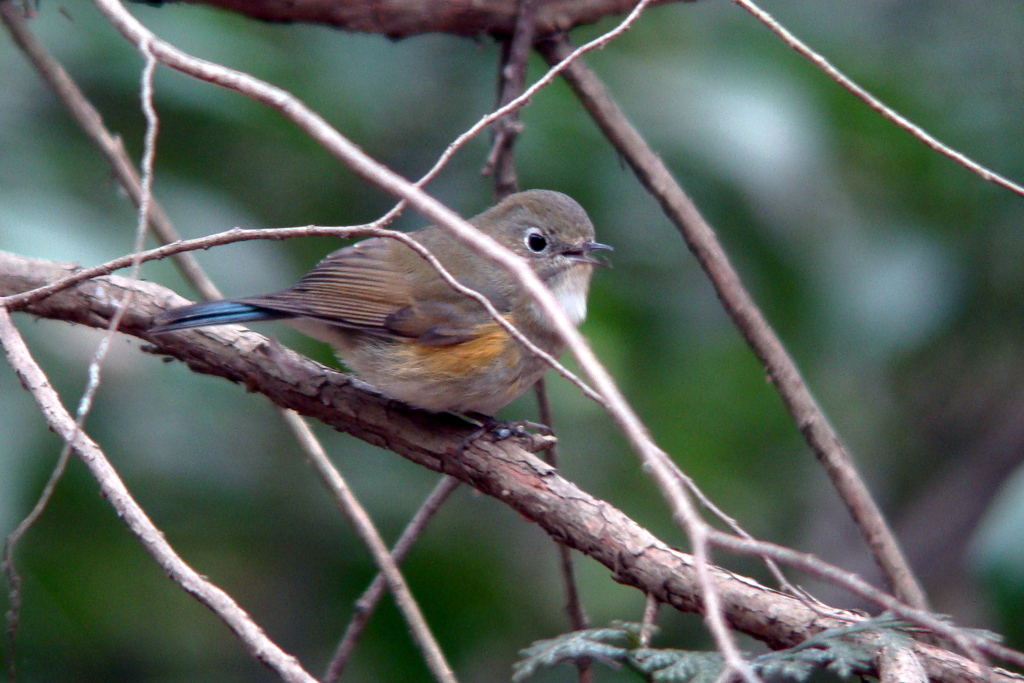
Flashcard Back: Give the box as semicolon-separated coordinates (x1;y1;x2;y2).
525;228;548;253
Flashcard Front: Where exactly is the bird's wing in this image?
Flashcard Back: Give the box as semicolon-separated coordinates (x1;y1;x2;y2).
237;236;507;346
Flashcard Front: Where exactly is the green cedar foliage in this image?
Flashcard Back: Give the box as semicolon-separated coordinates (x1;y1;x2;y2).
512;614;950;682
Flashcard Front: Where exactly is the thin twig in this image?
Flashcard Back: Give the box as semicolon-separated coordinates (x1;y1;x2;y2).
731;0;1024;199
639;593;659;647
282;410;458;683
0;223;370;307
379;0;659;225
536;34;929;611
667;459;798;595
534;378;592;683
534;380;590;634
483;0;537;200
345;0;658;231
687;507;762;683
879;645;929;683
45;29;157;479
0;308;319;683
705;530;1005;672
323;475;460;682
2;446;71;683
3;39;159;678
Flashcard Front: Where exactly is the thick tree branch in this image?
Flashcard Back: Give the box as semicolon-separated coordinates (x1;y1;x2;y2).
1;250;1018;683
157;0;685;39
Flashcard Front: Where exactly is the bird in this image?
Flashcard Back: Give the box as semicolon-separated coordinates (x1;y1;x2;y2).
150;189;610;416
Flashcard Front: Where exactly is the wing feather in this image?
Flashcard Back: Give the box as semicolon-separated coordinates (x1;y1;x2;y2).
232;235;508;345
234;238;413;331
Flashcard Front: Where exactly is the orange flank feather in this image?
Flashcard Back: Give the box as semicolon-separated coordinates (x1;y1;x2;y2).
406;320;513;377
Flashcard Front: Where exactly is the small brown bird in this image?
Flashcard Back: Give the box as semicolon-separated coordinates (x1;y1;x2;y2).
151;190;609;415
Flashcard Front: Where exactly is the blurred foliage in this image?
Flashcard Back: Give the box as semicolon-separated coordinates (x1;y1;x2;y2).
3;0;1024;680
513;615;922;682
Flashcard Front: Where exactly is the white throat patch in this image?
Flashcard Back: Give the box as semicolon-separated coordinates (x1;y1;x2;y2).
548;269;589;326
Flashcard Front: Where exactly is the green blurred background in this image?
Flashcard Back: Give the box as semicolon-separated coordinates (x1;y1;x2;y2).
3;0;1024;680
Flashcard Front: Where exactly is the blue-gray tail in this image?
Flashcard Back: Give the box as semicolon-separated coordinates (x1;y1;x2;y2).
150;300;287;333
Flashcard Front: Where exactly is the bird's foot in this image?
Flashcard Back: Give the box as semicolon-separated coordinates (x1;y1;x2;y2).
455;413;556;461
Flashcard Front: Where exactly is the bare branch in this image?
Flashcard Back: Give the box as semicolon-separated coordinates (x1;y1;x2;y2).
324;476;460;682
375;0;665;228
536;34;929;611
687;508;762;683
639;593;659;647
0;223;602;410
670;460;798;595
704;530;1024;673
0;307;319;683
2;438;72;681
3;35;162;677
731;0;1024;199
283;410;457;683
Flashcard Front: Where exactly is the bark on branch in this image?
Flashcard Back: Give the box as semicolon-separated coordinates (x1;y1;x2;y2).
157;0;684;39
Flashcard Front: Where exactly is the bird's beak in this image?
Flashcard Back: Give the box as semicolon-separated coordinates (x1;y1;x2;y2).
565;241;613;267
